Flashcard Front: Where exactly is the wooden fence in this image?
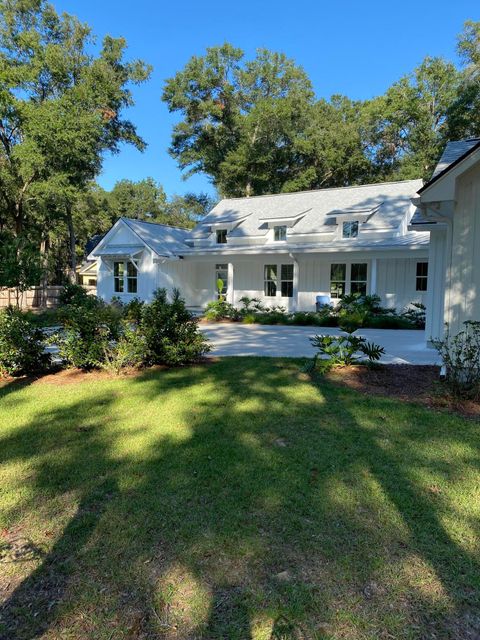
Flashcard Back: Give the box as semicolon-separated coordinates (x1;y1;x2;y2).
0;285;96;309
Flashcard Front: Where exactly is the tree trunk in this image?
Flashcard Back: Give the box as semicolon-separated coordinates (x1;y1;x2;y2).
66;207;77;283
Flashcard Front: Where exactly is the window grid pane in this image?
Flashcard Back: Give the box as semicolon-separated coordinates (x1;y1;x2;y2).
343;221;359;238
416;262;428;292
330;263;346;298
274;225;287;241
216;229;227;244
350;263;368;296
280;263;294;298
264;264;277;297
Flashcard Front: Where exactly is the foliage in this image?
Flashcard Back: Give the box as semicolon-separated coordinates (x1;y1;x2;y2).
99;323;148;375
0;0;151;280
204;299;239;321
122;297;145;325
401;302;426;329
0;306;51;376
58;283;90;306
309;332;385;370
0;234;42;305
55;294;121;370
239;296;265;313
140;288;211;365
432;321;480;398
367;314;415;330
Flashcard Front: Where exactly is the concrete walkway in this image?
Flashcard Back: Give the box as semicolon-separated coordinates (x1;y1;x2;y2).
200;323;440;365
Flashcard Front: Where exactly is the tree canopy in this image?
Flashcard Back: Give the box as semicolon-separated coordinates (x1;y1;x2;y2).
163;24;480;198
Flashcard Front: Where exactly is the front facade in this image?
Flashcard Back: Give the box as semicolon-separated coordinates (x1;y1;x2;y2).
412;138;480;340
89;180;430;314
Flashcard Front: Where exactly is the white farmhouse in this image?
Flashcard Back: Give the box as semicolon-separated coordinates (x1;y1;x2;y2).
89;179;430;314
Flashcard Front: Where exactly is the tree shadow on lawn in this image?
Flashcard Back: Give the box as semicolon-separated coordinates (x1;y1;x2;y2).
0;359;479;639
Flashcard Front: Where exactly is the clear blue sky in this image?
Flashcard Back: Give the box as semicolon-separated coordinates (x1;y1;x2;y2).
59;0;478;197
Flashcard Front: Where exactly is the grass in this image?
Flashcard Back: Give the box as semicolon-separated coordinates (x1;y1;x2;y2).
0;358;479;639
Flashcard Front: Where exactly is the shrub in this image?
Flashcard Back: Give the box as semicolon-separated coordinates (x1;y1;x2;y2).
141;288;211;365
401;302;426;329
59;283;90;306
55;294;120;369
309;332;385;370
336;293;387;316
338;310;370;333
239;296;265;314
0;307;51;376
367;314;415;330
432;321;480;398
289;311;337;327
204;299;239;321
242;313;256;324
255;311;290;325
123;297;145;325
99;323;148;374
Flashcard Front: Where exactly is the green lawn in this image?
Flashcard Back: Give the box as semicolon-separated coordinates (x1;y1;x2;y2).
0;359;479;640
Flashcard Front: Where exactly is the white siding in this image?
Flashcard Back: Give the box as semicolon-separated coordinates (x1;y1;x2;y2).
446;162;480;334
376;257;428;312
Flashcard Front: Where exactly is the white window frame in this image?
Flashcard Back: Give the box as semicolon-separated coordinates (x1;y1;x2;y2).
274;225;287;242
263;263;294;299
416;261;428;292
330;261;368;300
113;260;138;295
342;221;359;238
215;263;228;299
216;229;227;244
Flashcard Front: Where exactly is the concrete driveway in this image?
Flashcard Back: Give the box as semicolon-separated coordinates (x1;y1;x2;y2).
200;323;440;365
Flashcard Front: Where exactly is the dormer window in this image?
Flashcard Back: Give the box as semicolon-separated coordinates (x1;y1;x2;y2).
274;225;287;242
342;221;359;238
216;229;227;244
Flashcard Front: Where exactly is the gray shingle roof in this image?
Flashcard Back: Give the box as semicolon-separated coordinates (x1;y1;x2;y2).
193;179;424;241
431;138;480;179
121;217;191;256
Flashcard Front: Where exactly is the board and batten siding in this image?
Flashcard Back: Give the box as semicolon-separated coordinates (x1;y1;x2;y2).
446;161;480;335
376;257;428;312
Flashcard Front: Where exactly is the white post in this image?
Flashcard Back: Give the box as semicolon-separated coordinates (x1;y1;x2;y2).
290;253;299;312
370;257;377;295
227;262;234;305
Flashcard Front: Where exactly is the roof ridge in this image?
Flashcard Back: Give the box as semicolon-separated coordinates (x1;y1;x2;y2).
216;179;423;204
120;216;191;231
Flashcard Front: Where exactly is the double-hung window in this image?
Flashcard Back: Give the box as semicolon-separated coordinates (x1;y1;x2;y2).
280;264;294;297
274;225;287;241
330;264;346;298
330;263;368;298
215;263;228;298
114;260;138;294
264;265;277;297
350;263;367;295
342;221;359;238
416;262;428;291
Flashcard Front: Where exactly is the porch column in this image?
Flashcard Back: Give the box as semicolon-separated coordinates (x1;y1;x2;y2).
370;257;377;295
227;262;234;305
290;253;299;312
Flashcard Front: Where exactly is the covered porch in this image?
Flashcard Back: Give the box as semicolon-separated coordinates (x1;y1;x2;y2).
170;249;429;313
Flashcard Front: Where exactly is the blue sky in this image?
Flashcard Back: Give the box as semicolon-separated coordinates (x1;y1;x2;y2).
59;0;478;197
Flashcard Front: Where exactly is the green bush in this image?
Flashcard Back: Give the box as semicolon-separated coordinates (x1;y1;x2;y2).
123;297;145;325
55;294;121;370
367;314;415;330
401;302;426;329
242;313;256;324
204;299;239;321
238;296;265;314
0;307;51;377
59;283;90;306
288;311;337;327
141;288;211;365
432;321;480;398
308;332;385;370
99;323;148;374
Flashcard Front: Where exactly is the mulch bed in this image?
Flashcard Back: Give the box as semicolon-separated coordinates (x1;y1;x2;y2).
323;364;480;418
